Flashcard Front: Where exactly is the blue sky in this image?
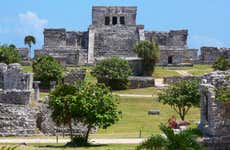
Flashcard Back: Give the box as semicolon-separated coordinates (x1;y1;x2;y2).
0;0;229;53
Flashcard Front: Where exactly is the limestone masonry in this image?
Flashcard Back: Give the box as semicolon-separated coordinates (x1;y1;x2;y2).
199;70;230;149
35;6;198;66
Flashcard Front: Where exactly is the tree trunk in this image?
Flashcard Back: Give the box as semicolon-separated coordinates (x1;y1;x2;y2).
69;121;73;140
85;124;91;144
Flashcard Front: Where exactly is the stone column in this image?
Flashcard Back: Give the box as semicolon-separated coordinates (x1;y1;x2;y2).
88;27;95;64
33;81;40;101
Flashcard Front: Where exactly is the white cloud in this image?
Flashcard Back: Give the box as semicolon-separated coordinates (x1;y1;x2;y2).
18;11;48;30
189;35;223;48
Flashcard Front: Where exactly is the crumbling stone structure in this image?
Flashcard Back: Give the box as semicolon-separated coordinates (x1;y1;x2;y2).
200;47;230;64
199;70;230;149
35;6;197;66
0;63;36;136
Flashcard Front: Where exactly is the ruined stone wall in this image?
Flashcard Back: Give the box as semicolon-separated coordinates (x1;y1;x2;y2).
0;63;33;105
157;49;198;66
199;70;230;137
92;6;137;26
0;63;36;136
93;26;139;58
200;47;230;64
144;30;188;48
17;48;29;60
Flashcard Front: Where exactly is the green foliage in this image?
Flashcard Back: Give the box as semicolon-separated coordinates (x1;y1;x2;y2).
0;145;18;150
215;76;230;103
134;40;160;76
24;35;36;48
32;55;63;88
158;80;200;121
0;45;21;64
49;82;121;145
137;124;203;150
136;134;167;150
159;124;203;150
92;56;132;90
212;57;230;71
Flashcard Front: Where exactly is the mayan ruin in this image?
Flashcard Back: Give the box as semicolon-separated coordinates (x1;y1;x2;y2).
0;1;229;150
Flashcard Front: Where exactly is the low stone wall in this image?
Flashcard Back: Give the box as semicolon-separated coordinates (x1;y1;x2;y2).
38;99;97;136
201;136;230;150
163;76;200;84
0;90;31;105
64;69;86;85
0;103;36;136
128;76;154;89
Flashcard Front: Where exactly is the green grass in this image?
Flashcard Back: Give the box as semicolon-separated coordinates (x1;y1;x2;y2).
188;64;213;76
114;87;159;95
92;97;200;138
153;64;213;78
1;144;137;150
153;66;180;78
22;66;33;73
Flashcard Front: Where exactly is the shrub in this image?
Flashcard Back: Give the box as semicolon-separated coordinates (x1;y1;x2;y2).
215;76;230;104
158;80;200;121
49;82;121;145
134;40;160;76
0;44;21;64
92;56;132;90
32;55;63;88
136;124;204;150
212;57;230;71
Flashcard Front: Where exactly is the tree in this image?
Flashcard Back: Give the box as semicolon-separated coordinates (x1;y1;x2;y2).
134;40;160;76
24;35;36;57
32;55;63;88
0;44;21;64
49;82;121;145
92;56;132;90
49;84;77;139
212;56;230;71
158;80;200;121
137;124;203;150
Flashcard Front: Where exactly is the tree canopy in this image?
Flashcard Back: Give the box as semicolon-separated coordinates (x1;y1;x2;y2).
158;80;200;121
133;40;160;76
0;44;21;64
49;82;121;145
92;56;132;90
32;55;63;88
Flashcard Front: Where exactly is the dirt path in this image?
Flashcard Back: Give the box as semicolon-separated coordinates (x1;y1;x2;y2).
174;70;191;76
0;138;145;144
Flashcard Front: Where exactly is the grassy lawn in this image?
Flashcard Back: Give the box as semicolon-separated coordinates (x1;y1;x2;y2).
188;64;213;76
22;66;33;73
114;87;159;95
153;64;213;78
0;144;137;150
153;67;180;78
92;97;200;138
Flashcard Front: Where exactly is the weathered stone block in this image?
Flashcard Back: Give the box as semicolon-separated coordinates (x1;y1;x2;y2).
128;76;154;89
64;69;86;85
0;103;36;136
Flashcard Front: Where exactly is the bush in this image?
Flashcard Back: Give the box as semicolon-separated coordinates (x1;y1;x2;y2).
136;124;204;150
32;55;63;88
92;56;132;90
134;40;160;76
212;57;230;71
0;44;21;64
49;82;121;145
158;80;200;121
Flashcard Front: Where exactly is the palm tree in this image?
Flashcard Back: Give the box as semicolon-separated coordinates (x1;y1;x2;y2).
24;35;36;58
136;124;204;150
